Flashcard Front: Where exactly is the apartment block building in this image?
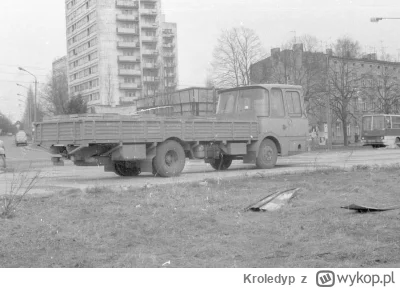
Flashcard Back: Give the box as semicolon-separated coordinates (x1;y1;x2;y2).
65;0;178;107
52;56;68;77
251;45;400;144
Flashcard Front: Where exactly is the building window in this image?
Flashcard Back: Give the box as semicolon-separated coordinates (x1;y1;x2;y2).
336;122;342;137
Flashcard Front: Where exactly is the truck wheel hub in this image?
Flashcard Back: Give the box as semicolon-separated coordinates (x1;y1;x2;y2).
165;150;178;166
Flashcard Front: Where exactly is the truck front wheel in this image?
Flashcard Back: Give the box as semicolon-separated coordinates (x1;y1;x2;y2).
210;157;232;170
153;140;185;177
256;139;278;169
114;161;141;177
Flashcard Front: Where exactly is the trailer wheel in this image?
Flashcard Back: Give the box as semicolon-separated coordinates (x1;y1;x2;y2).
114;161;141;177
153;140;185;177
256;139;278;169
210;157;232;170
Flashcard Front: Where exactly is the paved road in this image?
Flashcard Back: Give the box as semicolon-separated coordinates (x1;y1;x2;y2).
1;134;400;195
0;135;51;169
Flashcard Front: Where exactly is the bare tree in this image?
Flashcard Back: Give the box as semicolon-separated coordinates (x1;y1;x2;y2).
363;61;400;114
255;34;326;118
333;36;361;58
212;27;266;88
41;69;69;115
328;57;363;145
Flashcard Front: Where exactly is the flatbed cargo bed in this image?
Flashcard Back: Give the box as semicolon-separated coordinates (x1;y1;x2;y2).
34;114;259;147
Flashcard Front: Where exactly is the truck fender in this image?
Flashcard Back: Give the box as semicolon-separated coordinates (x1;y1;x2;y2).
248;133;283;157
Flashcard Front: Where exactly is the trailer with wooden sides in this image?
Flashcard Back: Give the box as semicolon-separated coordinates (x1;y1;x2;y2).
33;84;309;177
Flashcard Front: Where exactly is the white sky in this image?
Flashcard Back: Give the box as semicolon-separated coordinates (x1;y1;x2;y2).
1;0;400;121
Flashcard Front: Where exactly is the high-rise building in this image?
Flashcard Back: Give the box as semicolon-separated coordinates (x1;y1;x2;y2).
52;56;68;78
65;0;178;107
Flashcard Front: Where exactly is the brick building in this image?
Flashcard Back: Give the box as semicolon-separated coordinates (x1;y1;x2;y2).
251;45;400;144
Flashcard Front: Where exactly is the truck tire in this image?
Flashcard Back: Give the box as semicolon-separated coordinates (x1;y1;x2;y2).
153;140;185;177
256;139;278;169
210;157;232;170
114;161;141;177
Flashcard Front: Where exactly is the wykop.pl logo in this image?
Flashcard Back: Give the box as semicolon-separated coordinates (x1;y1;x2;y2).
316;271;335;287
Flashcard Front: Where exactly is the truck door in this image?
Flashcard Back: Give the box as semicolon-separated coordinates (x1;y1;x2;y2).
284;89;308;152
257;88;288;138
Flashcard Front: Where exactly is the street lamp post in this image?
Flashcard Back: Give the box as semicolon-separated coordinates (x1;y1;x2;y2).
18;67;37;123
371;17;400;23
17;83;33;134
17;93;31;133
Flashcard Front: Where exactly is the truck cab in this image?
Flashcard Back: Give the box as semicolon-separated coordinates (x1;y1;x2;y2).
217;85;308;155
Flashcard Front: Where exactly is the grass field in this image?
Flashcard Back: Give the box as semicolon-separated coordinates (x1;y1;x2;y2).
1;168;400;268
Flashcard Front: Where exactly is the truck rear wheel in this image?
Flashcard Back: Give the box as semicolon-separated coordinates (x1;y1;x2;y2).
153;140;185;177
210;157;232;170
114;161;141;177
256;139;278;169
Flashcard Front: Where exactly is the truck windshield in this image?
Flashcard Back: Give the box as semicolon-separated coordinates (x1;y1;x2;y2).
218;88;268;115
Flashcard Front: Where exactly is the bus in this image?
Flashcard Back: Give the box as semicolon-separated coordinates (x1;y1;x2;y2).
361;114;400;148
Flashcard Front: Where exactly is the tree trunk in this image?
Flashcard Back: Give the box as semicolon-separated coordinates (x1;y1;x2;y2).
342;120;348;147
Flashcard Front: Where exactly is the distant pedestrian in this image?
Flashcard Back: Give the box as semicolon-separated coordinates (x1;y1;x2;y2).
0;139;6;169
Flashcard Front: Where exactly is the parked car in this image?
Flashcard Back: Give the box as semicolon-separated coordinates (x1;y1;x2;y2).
15;131;28;146
7;133;13;136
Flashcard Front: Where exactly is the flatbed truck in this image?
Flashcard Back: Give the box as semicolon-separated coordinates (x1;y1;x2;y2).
34;84;309;177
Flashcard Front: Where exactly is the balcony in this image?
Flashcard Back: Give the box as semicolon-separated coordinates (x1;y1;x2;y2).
119;69;141;76
120;96;138;103
164;62;176;68
143;63;159;69
118;56;141;62
117;27;139;35
142;50;159;56
163;31;175;38
143;76;160;82
117;41;140;48
119;83;141;90
163;52;175;58
165;73;175;78
116;14;139;21
141;22;158;29
165;82;177;88
141;36;158;42
141;0;157;2
116;1;138;8
140;9;158;15
163;43;174;48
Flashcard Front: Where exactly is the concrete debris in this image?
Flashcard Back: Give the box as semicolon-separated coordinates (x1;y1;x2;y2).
341;204;400;213
245;188;300;212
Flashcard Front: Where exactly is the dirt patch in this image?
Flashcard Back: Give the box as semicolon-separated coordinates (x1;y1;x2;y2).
0;170;399;268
